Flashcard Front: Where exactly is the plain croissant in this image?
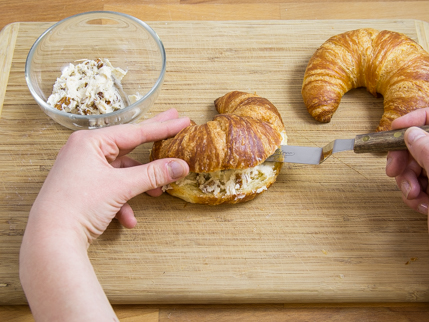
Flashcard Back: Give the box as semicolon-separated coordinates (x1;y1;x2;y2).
150;91;287;205
302;28;429;131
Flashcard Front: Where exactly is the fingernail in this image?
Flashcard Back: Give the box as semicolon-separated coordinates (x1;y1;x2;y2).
401;181;411;199
418;203;428;215
167;161;186;179
406;127;426;145
386;156;392;167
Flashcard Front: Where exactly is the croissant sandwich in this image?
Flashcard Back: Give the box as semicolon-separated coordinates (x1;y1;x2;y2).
302;28;429;131
150;91;287;205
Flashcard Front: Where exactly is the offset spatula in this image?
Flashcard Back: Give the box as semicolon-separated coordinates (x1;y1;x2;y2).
266;125;429;165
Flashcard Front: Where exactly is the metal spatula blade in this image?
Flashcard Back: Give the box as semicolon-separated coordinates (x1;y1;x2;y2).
266;139;355;164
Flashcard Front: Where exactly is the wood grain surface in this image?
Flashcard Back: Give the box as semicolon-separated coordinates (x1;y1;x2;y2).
1;1;429;321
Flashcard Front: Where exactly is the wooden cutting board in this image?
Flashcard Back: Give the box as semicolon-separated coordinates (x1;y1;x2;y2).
1;19;429;305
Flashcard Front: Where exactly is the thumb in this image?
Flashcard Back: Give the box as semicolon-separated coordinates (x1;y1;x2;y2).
118;158;189;198
405;127;429;169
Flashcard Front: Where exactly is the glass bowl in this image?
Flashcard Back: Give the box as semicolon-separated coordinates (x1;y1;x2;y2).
25;11;166;130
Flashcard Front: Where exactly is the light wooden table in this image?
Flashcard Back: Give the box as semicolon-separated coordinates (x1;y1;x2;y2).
1;1;429;321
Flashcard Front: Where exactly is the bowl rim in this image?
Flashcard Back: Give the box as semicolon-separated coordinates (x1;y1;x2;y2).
24;10;166;121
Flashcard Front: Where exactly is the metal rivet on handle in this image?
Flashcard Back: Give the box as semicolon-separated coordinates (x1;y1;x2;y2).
362;135;370;141
394;131;402;138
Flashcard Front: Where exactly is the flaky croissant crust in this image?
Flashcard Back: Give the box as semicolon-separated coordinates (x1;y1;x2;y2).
302;28;429;131
151;91;285;173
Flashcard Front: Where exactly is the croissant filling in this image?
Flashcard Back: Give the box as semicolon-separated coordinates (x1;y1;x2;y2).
164;163;276;197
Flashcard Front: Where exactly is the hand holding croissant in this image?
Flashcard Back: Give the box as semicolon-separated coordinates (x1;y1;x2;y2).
150;91;287;205
151;91;285;173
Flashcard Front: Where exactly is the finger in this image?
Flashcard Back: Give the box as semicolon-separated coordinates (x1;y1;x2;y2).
386;150;408;177
392;154;423;200
395;168;423;200
146;187;164;197
110;155;141;169
391;108;429;130
114;158;189;199
115;203;137;229
135;117;190;145
400;191;429;215
404;127;429;170
98;116;190;162
139;108;180;124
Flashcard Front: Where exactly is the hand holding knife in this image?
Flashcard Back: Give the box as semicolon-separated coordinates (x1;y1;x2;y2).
266;125;429;165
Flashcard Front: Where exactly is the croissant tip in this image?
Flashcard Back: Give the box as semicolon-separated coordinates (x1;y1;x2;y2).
311;113;332;123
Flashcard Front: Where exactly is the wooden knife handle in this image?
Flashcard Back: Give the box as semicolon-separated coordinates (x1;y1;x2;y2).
354;125;429;153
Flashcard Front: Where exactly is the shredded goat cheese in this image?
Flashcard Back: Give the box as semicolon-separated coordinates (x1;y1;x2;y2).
170;163;275;196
